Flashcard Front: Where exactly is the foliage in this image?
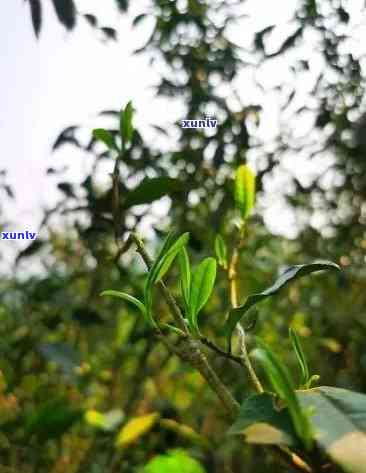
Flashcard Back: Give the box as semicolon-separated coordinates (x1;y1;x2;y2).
3;0;366;471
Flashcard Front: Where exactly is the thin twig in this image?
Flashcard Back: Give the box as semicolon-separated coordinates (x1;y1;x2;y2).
228;238;264;393
200;336;244;365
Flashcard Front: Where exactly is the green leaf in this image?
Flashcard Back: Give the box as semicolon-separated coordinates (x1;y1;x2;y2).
100;290;154;327
297;387;366;473
225;261;340;345
289;328;309;387
92;128;118;151
153;233;190;284
25;398;82;440
144;233;190;322
188;257;217;331
214;234;228;269
124;177;182;208
253;340;313;449
142;449;206;473
120;101;134;146
234;164;256;220
51;0;76;30
132;13;148;27
179;247;191;308
228;392;297;447
29;0;42;37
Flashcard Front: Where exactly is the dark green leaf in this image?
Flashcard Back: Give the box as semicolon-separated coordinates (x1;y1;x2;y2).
51;0;76;30
254;25;275;51
133;14;148;27
101;27;117;41
57;182;76;198
3;185;14;199
253;340;312;449
115;0;128;12
228;392;296;446
25;398;82;440
72;307;104;325
189;257;217;331
267;26;303;58
28;0;42;37
289;328;309;387
16;241;45;263
225;261;340;343
92;128;118;151
124;177;182;208
297;387;366;472
84;14;97;27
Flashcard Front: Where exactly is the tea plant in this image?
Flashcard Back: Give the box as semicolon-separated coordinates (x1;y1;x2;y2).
97;103;366;473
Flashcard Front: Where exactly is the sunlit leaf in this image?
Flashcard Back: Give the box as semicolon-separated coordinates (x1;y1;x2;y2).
85;409;124;432
214;234;228;269
234;164;255;220
297;387;366;473
189;257;217;331
228;392;296;446
142;449;205;473
115;412;159;448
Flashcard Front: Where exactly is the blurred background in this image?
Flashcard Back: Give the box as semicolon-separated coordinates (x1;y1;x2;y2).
0;0;365;471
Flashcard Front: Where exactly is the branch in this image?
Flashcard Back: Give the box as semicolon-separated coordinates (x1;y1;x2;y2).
128;232;240;418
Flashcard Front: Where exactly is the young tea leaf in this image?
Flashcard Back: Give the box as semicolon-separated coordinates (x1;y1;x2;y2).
92;128;118;151
100;290;154;327
225;261;340;347
153;232;190;284
214;234;228;269
189;257;217;331
144;233;190;322
234;164;256;220
253;340;313;450
120;101;134;146
178;247;191;309
289;327;309;387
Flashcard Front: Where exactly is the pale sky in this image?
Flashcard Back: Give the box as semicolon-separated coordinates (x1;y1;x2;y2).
1;0;364;273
